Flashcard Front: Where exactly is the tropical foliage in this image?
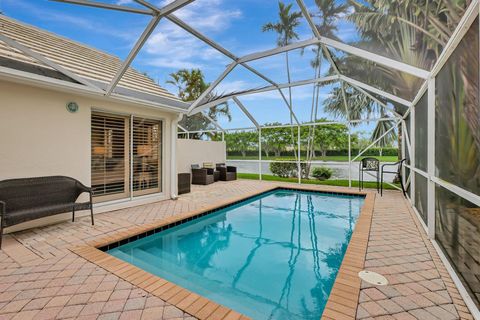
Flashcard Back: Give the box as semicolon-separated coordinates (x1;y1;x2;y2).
314;0;469;157
262;2;303;158
168;69;231;139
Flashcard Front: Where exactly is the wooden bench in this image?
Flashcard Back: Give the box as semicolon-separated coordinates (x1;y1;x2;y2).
0;176;94;248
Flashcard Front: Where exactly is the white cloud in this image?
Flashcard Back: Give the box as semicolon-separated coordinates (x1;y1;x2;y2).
215;80;255;94
5;0;140;43
143;0;241;70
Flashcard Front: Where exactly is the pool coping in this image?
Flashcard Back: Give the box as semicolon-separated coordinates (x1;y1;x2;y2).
70;184;375;320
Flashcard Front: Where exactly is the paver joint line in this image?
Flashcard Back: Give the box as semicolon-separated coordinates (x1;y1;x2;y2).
0;181;472;320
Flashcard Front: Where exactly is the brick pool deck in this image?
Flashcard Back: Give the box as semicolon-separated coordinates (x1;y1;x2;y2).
0;180;474;319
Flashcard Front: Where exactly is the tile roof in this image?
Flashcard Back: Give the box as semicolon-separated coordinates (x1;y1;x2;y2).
0;14;188;111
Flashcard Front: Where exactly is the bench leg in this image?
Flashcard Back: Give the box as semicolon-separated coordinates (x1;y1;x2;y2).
72;207;75;222
89;193;94;226
0;204;3;249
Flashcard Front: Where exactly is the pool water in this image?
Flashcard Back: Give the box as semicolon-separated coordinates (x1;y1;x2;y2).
108;189;364;319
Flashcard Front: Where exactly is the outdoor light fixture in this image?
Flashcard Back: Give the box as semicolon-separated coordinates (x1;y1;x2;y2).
66;101;79;113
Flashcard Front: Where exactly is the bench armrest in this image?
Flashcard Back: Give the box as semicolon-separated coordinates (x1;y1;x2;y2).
227;166;237;173
75;181;92;194
75;182;93;205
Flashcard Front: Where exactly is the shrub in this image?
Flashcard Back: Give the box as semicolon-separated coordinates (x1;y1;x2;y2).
269;162;297;178
269;162;307;178
311;167;333;180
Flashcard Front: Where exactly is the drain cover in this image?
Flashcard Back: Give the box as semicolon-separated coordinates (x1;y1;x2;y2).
358;270;389;286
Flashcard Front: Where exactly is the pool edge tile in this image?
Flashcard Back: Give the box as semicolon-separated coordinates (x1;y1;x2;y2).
69;184;373;320
321;191;375;320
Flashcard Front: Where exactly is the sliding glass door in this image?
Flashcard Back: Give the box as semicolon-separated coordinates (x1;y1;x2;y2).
133;117;162;196
91;112;163;203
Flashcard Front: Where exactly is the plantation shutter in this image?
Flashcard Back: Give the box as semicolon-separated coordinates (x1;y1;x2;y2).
91;112;130;202
132;117;162;196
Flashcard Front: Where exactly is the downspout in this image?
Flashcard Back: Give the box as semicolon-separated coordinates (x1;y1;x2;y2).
171;113;184;199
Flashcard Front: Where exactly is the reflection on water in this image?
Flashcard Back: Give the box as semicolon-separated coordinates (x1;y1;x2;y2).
109;190;364;319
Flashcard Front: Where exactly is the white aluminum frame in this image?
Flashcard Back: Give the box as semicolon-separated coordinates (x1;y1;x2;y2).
0;34;102;91
25;1;480;316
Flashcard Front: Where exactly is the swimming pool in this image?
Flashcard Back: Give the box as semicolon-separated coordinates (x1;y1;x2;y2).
108;188;365;319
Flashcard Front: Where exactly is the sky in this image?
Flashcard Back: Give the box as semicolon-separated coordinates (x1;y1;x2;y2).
0;0;381;134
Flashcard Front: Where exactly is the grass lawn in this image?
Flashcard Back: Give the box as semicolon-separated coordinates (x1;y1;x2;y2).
237;173;400;190
227;155;399;162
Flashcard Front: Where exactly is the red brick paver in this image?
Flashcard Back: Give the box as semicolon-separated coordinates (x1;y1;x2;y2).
357;192;474;319
0;180;474;319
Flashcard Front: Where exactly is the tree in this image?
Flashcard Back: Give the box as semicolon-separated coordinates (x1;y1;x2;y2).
311;0;349;40
303;0;350;174
261;124;293;157
262;2;303;158
322;82;400;151
167;69;231;139
317;0;469;159
224;131;257;158
309;120;349;157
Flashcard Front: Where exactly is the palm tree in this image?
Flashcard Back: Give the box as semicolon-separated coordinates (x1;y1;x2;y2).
167;69;231;139
348;0;468;67
262;2;303;158
319;0;458;157
322;82;399;152
311;0;349;40
262;2;303;89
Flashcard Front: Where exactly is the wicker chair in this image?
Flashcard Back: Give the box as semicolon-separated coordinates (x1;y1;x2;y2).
203;162;220;182
216;163;237;181
191;164;215;185
0;176;94;248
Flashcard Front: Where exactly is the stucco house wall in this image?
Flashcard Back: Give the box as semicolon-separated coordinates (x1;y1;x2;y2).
176;139;227;174
0;80;179;232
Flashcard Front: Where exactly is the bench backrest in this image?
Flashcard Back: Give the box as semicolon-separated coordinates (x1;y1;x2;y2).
0;176;84;213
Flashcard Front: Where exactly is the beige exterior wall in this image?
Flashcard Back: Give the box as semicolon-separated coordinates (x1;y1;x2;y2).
0;80;179;232
176;139;226;173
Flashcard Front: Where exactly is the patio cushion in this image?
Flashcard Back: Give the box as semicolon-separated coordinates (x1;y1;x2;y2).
203;162;215;169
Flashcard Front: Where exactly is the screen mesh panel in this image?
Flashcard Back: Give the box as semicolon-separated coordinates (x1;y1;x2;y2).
414;92;428;172
435;185;480;308
414;173;428;225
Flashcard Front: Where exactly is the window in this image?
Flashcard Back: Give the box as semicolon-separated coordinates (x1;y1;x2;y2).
91;112;163;202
